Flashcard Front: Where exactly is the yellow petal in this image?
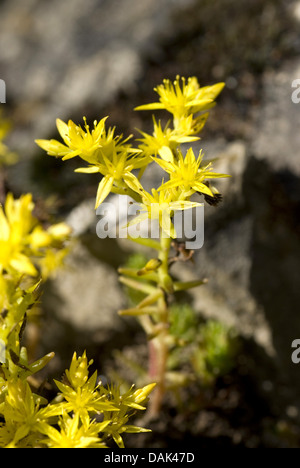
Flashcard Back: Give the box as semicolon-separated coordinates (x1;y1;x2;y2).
169;200;202;211
134;103;165;111
126;212;149;228
185;98;213;108
56;118;70;144
75;166;100;174
10;253;38;276
193;182;214;197
123;172;143;194
29;227;52;248
95;176;114;209
158;146;174;163
35;139;70;157
172;136;200;143
47;223;71;240
199;82;225;100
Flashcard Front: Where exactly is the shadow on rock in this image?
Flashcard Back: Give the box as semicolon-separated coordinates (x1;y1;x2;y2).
243;156;300;415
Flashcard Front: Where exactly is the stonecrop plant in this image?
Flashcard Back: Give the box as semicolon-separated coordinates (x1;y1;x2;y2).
36;75;231;415
0;114;155;448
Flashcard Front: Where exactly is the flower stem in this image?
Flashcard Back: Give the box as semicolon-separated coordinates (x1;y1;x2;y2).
149;234;172;416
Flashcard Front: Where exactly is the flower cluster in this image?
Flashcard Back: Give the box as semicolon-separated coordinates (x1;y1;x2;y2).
35;76;231;416
36;117;145;208
0;193;71;279
0;191;71;448
0;109;155;448
0;199;154;448
0;352;155;448
0;189;71;394
36;76;229;236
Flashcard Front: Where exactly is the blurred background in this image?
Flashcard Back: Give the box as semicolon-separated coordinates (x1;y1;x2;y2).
1;0;300;448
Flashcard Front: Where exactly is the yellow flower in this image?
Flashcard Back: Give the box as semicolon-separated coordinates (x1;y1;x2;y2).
128;188;201;238
173;113;209;139
122;383;157;410
100;382;155;448
54;352;118;428
0;379;50;447
42;413;107;449
137;117;203;160
65;351;93;389
0;193;71;277
135;76;224;119
0;193;38;276
37;117;105;161
36;117;145;208
35;117;134;163
51;353;155;448
155;148;230;198
76;147;144;208
38;248;70;280
0;378;107;448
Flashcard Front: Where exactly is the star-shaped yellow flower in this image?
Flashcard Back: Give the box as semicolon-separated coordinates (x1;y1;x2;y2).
155;148;230;198
35;117;131;164
135;76;225;119
128;188;202;238
36;117;146;208
137;117;205;160
41;413;107;449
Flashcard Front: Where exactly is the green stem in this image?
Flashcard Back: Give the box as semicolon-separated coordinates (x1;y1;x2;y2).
158;235;173;292
149;234;172;416
127;236;161;251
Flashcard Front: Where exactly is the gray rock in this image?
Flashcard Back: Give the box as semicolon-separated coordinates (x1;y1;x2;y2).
0;0;193;157
40;241;128;366
251;60;300;176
